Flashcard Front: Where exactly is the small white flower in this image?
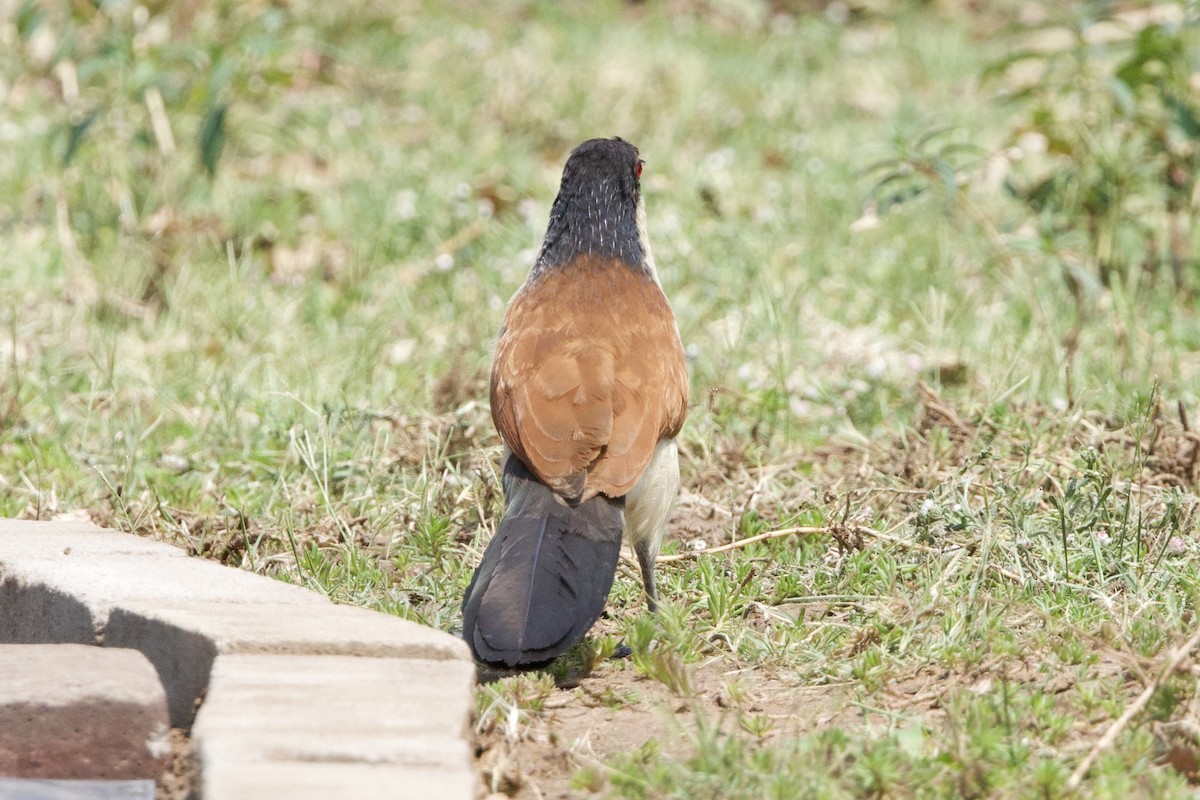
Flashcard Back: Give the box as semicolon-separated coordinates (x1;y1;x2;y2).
1095;529;1112;546
919;499;937;516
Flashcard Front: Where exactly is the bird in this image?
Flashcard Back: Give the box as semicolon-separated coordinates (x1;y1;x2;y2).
461;137;689;669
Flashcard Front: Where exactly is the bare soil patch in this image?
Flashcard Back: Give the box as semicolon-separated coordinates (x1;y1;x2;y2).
475;651;854;799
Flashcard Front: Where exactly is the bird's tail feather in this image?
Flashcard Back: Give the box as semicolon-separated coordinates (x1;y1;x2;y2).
462;457;623;668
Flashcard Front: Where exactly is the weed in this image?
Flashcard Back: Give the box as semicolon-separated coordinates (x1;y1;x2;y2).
626;616;693;698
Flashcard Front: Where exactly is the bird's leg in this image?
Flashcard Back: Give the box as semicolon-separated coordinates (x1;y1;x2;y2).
633;537;659;613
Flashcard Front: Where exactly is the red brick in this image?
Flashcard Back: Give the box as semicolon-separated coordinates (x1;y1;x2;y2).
0;645;170;780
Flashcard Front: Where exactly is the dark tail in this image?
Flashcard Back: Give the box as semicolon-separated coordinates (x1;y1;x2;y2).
462;456;624;668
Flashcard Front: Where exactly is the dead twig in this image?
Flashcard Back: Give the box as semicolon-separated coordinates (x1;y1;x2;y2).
649;523;1025;586
654;525;831;562
1066;622;1200;792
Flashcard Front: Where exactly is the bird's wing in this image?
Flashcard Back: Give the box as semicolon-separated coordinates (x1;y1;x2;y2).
491;256;689;501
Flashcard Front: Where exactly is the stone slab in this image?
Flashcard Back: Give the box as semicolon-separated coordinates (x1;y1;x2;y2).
106;601;468;727
191;654;476;799
0;645;169;781
0;779;154;800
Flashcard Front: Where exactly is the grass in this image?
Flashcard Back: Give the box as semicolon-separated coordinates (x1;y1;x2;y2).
4;0;1200;797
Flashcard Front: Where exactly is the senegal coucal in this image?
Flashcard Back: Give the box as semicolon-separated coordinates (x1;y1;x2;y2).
462;137;689;668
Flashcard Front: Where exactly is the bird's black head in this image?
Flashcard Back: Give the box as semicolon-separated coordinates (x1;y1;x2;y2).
533;137;648;274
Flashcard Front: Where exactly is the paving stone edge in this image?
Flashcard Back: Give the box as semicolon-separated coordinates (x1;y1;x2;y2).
0;518;477;800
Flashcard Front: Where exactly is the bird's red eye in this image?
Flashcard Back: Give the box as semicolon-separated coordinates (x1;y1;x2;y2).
635;160;644;178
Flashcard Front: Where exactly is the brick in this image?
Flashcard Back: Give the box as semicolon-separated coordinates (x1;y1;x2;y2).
192;654;476;800
0;645;169;781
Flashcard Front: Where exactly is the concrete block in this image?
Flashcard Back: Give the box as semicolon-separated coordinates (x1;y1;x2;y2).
0;519;182;559
192;654;476;800
194;762;470;800
0;519;326;646
0;519;176;645
0;517;465;726
196;762;473;800
0;645;170;781
0;519;478;800
106;601;469;727
0;580;101;645
0;778;154;799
